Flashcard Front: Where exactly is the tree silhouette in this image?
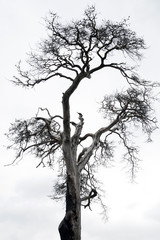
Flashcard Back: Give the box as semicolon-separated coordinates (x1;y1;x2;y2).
6;6;158;240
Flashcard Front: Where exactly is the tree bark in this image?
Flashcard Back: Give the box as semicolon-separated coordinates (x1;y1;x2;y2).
58;173;81;240
59;82;82;240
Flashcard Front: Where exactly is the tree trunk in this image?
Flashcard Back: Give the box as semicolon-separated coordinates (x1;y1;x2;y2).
59;77;83;240
58;173;81;240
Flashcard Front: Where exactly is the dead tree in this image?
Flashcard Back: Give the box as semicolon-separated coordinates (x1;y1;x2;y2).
6;6;158;240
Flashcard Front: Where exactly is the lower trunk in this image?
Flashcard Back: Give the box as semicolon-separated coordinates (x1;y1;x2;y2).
58;174;81;240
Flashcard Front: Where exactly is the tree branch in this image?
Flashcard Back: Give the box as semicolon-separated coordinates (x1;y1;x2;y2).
81;189;97;210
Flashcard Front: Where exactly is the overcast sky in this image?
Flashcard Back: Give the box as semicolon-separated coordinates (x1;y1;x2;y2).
0;0;160;239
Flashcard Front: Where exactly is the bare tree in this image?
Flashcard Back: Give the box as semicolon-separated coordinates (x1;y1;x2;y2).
6;6;158;240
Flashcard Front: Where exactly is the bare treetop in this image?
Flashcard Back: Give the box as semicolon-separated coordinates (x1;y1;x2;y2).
14;6;146;87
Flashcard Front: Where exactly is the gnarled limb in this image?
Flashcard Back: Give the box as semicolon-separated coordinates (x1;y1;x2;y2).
81;189;97;210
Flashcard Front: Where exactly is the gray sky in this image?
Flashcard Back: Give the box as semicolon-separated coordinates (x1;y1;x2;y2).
0;0;160;239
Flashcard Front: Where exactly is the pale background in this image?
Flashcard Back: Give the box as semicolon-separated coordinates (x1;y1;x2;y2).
0;0;160;239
